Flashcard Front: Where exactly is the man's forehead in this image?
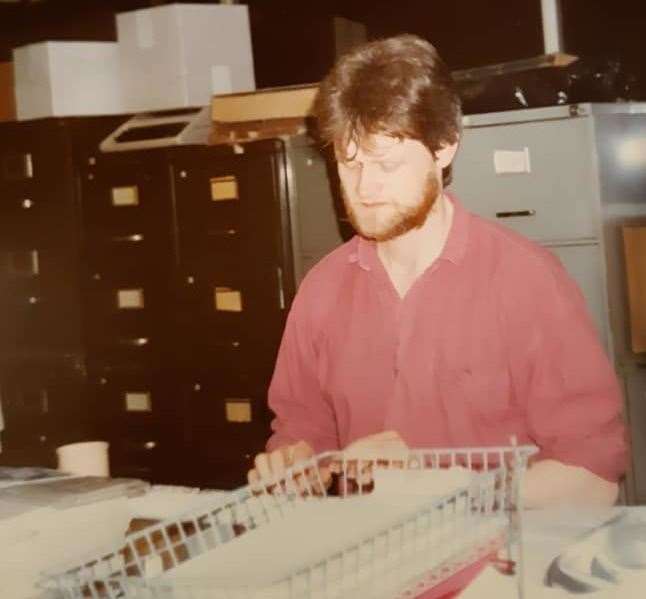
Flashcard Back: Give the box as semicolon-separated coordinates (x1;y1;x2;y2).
339;133;408;158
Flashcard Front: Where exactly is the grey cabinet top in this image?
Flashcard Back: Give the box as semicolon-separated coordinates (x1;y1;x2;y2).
462;103;646;128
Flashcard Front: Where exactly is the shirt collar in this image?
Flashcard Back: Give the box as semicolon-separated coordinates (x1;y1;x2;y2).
347;192;470;270
441;192;470;265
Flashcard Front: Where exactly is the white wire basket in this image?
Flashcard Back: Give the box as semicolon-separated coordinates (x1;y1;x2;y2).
42;445;537;599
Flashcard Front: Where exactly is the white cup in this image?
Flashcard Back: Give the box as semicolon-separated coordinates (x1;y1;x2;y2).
56;441;110;477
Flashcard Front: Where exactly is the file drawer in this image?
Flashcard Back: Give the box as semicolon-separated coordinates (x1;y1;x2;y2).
452;115;599;242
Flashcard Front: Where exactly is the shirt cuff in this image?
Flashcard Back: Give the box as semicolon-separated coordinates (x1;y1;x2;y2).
538;435;628;483
266;430;338;455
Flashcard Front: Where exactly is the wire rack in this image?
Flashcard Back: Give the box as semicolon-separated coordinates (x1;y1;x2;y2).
42;445;537;599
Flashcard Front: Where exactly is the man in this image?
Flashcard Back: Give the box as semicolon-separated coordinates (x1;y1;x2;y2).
248;34;627;507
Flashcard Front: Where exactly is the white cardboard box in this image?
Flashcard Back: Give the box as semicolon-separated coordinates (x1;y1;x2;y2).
117;3;255;112
12;41;124;120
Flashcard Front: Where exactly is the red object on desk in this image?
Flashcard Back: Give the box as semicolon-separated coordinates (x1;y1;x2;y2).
413;552;500;599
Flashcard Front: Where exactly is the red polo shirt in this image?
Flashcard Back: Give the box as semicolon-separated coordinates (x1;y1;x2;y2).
266;195;627;482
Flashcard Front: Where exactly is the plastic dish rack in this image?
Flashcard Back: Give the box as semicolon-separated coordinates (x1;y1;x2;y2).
42;445;537;599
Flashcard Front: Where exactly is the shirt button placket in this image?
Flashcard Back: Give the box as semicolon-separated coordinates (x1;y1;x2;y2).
393;302;403;379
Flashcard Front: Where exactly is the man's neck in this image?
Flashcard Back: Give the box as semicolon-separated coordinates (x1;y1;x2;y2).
377;193;454;298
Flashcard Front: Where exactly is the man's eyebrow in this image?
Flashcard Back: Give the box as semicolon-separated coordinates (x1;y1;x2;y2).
367;146;405;160
336;139;405;162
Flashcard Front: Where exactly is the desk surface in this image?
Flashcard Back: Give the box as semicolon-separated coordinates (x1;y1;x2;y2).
461;506;646;598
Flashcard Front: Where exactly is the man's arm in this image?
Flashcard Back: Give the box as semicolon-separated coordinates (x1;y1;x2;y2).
499;251;628;504
264;277;339;454
522;459;618;508
248;275;339;484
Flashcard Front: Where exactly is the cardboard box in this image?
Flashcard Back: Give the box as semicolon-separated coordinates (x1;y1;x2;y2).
211;83;319;123
12;42;124;120
0;62;16;122
117;3;255;112
209;117;308;145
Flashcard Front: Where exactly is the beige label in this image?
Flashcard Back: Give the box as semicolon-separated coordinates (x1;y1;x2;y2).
117;288;145;309
111;186;139;206
214;287;243;312
225;400;252;423
210;176;238;202
125;392;152;412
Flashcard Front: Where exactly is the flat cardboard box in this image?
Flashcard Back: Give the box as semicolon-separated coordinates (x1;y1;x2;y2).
623;225;646;353
209;116;309;145
12;41;124;120
0;62;16;122
117;3;255;112
211;83;319;123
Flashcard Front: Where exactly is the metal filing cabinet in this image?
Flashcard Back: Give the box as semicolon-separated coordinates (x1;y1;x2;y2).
0;121;341;482
84;370;180;483
0;116;127;466
171;140;293;382
450;103;646;504
77;147;177;479
79;149;175;372
168;136;339;488
177;374;270;489
72;133;342;487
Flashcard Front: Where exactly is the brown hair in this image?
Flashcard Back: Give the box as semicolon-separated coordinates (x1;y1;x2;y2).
314;34;461;185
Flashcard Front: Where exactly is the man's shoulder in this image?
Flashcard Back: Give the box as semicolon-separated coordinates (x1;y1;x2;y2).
290;237;358;327
465;211;580;310
299;237;359;290
468;212;560;273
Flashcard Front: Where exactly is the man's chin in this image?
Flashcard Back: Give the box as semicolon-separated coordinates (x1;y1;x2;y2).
356;225;407;242
348;213;413;242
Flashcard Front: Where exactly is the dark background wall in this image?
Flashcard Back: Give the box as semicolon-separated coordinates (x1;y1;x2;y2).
0;0;644;87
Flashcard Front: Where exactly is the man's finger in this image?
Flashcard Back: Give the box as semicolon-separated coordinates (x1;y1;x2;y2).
248;468;259;486
254;452;273;483
269;448;287;482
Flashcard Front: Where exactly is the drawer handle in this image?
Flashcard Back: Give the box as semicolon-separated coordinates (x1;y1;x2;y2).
277;267;286;310
143;441;157;450
121;337;149;347
111;233;144;243
210;228;238;237
495;209;536;219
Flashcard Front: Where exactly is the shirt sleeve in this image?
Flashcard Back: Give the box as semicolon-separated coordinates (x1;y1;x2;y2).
499;251;628;482
265;278;340;454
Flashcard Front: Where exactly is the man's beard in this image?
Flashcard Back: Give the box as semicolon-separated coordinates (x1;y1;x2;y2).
343;174;441;242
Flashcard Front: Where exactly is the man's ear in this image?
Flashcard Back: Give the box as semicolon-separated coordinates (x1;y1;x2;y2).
435;141;459;169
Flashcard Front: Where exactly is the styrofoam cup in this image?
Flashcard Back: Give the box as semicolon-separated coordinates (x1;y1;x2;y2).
56;441;110;477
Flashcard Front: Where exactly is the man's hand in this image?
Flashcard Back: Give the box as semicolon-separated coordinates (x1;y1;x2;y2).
247;432;409;496
333;431;410;490
247;440;316;491
521;459;619;508
343;430;409;460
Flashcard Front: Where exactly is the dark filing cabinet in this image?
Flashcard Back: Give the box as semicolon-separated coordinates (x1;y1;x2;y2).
0;116;128;466
170;140;295;488
77;135;341;488
0;124;341;488
78;148;178;482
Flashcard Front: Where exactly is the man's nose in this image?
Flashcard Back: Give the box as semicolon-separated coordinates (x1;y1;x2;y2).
356;166;383;200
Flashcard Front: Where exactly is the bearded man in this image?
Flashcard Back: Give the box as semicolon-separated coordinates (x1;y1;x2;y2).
248;34;627;507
